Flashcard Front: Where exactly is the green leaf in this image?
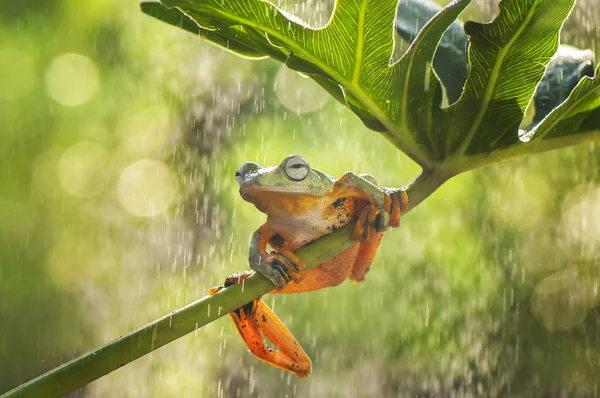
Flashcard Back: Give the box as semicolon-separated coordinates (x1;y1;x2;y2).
530;45;595;125
523;63;600;147
144;0;471;168
442;0;576;164
395;0;469;104
395;2;595;128
141;0;600;175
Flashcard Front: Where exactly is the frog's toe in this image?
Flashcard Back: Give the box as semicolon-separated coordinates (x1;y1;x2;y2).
208;285;223;295
373;210;390;232
209;271;254;295
383;188;408;228
352;193;400;241
270;262;293;283
252;253;305;290
277;251;306;282
351;208;371;241
253;258;289;289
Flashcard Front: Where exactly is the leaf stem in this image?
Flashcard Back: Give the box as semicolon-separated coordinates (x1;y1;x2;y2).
401;168;449;210
0;170;445;398
448;129;600;174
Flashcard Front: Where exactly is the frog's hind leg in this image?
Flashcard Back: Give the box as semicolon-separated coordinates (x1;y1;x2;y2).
210;272;311;378
230;298;312;378
350;231;384;283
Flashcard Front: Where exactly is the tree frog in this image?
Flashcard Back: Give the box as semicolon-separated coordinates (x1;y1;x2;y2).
210;155;407;378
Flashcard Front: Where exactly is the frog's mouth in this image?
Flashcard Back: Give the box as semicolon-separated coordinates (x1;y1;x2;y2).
239;181;314;199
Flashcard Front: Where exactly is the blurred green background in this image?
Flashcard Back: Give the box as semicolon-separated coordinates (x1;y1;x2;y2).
1;0;600;396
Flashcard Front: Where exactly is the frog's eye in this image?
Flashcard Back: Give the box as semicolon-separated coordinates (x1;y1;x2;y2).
283;155;310;181
235;162;261;185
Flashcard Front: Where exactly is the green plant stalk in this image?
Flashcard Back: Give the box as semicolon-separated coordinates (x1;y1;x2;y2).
1;233;353;398
1;172;439;398
451;130;600;174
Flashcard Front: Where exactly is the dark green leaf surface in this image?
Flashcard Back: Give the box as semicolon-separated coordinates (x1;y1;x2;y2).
531;45;595;125
395;1;595;128
395;0;469;104
523;63;600;146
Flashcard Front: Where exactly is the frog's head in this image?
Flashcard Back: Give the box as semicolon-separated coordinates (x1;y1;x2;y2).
236;155;334;211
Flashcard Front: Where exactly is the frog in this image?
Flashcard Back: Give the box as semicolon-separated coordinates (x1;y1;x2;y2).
209;155;408;378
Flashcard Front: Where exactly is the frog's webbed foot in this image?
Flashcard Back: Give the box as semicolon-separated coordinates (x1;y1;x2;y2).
383;188;408;228
210;272;312;378
349;188;408;242
252;251;306;290
248;227;306;290
334;172;407;241
208;271;254;295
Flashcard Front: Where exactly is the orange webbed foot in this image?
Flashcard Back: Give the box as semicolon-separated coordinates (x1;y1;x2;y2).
386;188;408;228
211;272;312;378
208;271;253;295
351;189;408;242
257;250;306;290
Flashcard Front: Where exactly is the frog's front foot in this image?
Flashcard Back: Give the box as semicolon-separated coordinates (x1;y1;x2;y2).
351;188;408;242
384;188;408;228
251;250;306;290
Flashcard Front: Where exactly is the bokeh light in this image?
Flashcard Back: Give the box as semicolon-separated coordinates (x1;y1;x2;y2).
45;53;100;106
274;66;329;113
561;187;600;259
118;106;175;158
117;159;178;217
59;141;111;198
531;268;589;331
488;167;551;228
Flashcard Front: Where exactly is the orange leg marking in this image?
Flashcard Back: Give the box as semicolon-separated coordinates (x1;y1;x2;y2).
230;299;311;378
351;208;370;241
388;190;408;228
350;232;384;283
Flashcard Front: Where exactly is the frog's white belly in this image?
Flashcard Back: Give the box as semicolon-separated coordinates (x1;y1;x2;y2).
267;207;353;249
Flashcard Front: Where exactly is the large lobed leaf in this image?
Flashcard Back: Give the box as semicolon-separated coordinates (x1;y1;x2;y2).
440;0;576;163
393;0;598;169
142;0;600;175
394;1;595;127
143;0;471;169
